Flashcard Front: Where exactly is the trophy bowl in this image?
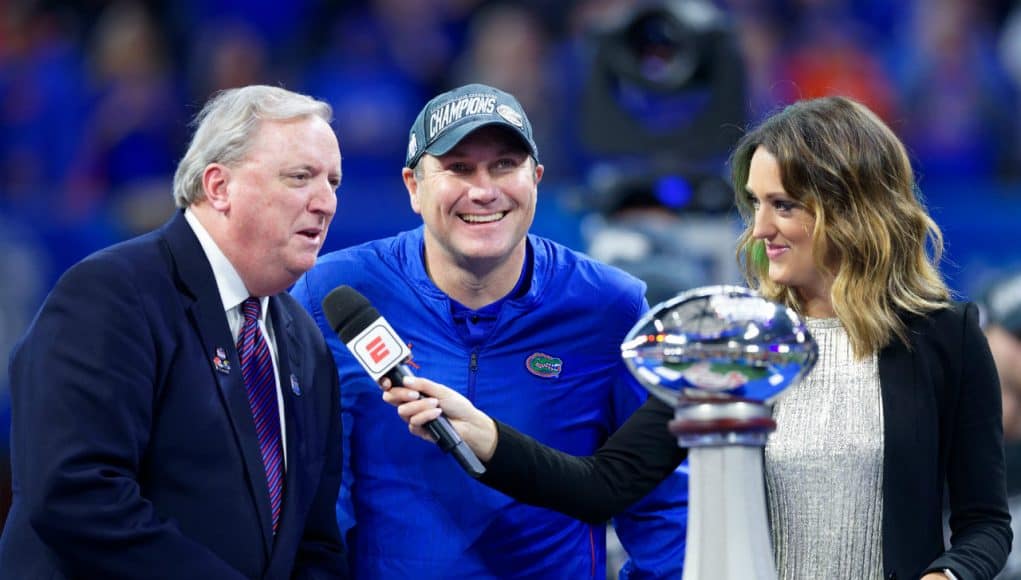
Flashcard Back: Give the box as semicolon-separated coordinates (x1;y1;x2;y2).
621;285;817;409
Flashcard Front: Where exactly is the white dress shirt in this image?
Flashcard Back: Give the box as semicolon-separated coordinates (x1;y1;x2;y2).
184;209;288;468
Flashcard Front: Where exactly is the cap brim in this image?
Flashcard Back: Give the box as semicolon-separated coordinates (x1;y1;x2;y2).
423;120;535;159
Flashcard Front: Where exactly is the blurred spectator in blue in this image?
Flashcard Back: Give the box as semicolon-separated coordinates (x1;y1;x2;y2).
186;19;274;103
63;1;186;237
726;4;787;121
300;0;491;183
0;3;88;214
367;0;470;94
894;0;1017;179
0;2;110;308
772;0;899;122
165;0;319;72
301;8;423;181
299;0;479;248
450;2;573;181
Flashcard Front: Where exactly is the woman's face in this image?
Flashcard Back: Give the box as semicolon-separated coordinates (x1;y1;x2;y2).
745;146;833;314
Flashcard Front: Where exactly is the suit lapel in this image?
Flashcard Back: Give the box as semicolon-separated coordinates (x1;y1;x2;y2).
162;212;275;553
268;298;307;545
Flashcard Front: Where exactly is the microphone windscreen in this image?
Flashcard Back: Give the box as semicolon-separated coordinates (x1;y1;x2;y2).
321;286;380;342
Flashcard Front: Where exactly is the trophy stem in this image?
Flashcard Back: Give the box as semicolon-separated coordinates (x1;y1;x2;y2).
682;446;775;580
672;401;777;580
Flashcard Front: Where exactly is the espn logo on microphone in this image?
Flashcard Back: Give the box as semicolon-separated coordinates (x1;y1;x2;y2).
345;317;411;380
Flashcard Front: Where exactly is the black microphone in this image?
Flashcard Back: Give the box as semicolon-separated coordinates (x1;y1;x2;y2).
321;285;486;478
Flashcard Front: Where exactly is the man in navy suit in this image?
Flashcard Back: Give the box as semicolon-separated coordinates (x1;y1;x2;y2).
0;85;348;579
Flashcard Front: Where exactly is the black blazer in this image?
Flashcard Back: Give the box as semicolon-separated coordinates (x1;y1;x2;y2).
481;303;1011;580
0;212;347;579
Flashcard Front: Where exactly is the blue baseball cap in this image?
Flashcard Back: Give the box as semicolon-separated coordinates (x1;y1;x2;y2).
405;83;539;169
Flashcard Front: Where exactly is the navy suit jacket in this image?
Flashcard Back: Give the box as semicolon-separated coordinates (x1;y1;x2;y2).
0;212;347;579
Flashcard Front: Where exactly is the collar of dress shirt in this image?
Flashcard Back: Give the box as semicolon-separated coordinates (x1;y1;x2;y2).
183;208;269;320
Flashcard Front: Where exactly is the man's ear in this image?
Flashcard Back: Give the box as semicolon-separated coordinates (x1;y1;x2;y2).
202;163;231;211
402;167;422;215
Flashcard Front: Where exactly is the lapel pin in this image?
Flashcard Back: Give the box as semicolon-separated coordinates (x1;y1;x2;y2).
213;347;231;374
290;373;302;396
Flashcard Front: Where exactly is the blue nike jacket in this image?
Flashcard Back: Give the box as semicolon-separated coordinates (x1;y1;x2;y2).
293;226;688;579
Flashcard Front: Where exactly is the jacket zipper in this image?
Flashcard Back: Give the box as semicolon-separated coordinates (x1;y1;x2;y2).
468;351;479;401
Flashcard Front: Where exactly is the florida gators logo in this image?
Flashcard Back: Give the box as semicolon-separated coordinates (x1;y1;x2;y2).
526;353;562;378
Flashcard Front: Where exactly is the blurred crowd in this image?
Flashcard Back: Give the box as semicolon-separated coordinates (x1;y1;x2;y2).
5;0;1021;220
4;0;1021;267
3;0;1021;530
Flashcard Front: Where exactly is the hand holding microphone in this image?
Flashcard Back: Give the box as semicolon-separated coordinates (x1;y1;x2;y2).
382;375;498;462
321;286;487;477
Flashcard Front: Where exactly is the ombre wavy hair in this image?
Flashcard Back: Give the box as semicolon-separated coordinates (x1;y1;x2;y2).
731;96;950;358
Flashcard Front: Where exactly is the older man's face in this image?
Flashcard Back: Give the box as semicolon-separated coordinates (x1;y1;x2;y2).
222;116;341;295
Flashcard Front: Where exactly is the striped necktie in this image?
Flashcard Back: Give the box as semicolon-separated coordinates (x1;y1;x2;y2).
237;297;284;532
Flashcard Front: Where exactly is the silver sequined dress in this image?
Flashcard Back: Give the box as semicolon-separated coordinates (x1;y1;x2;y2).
764;317;885;579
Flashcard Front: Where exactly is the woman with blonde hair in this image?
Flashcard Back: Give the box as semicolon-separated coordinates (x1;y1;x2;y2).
384;96;1011;579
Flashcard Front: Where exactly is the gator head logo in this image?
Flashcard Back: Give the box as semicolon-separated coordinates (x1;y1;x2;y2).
526;352;563;378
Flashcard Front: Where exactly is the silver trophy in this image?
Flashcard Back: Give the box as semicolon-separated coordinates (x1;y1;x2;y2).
622;285;817;580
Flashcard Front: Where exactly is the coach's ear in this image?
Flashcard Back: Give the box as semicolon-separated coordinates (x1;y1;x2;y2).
403;166;422;216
